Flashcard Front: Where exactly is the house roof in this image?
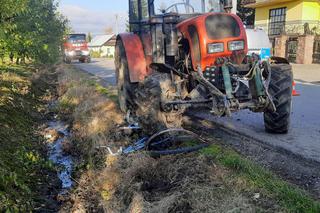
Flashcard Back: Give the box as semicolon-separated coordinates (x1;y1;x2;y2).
244;0;296;8
88;34;115;47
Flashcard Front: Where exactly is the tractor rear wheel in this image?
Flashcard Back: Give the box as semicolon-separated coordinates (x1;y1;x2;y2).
264;64;293;134
135;73;185;133
115;40;137;112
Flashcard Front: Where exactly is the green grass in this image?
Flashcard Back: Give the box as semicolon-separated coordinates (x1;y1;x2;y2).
0;64;55;211
201;145;320;213
95;83;118;102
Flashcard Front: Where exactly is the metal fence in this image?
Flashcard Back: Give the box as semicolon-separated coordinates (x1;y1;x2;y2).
255;20;320;36
313;36;320;64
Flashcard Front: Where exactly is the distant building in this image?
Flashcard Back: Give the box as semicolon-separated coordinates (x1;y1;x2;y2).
244;0;320;64
88;34;116;58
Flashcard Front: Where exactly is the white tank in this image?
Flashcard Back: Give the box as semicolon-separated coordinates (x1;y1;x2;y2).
245;28;272;58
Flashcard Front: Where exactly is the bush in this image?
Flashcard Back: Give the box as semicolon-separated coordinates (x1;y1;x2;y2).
90;51;101;58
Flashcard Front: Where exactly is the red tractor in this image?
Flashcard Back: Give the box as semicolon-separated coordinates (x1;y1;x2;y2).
115;0;293;134
63;33;91;64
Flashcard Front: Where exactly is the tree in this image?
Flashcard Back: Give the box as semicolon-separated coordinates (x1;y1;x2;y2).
87;32;93;42
237;0;255;26
0;0;27;23
0;0;67;64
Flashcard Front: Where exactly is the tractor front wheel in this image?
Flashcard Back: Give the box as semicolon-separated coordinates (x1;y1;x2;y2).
264;64;293;134
135;73;185;133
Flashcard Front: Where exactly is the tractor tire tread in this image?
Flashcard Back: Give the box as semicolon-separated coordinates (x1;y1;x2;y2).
264;64;293;134
135;72;184;134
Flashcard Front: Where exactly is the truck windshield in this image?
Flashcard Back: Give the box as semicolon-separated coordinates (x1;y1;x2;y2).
67;34;86;43
153;0;222;14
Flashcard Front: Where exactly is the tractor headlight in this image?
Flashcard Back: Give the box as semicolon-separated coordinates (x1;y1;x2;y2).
228;40;244;51
65;50;74;56
208;43;224;54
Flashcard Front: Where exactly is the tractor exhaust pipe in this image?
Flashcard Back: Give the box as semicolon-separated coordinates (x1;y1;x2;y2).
223;0;237;14
223;0;233;12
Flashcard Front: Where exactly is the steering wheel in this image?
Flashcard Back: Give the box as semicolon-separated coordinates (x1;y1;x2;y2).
164;3;195;14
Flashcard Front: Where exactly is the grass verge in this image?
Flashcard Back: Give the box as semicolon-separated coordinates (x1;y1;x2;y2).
0;63;59;211
201;145;320;212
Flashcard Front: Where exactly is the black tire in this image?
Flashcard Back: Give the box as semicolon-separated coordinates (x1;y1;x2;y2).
115;39;137;112
264;64;293;134
149;144;209;157
135;73;185;133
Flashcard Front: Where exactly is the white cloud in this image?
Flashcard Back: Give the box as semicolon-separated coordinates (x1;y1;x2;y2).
59;4;128;35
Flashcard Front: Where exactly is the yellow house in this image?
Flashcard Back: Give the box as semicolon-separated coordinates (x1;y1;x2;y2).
245;0;320;35
244;0;320;64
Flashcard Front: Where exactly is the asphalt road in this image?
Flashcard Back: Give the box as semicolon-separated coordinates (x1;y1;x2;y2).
73;58;116;86
73;58;320;163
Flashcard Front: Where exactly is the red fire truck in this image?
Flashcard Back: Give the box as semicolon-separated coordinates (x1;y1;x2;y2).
63;33;91;63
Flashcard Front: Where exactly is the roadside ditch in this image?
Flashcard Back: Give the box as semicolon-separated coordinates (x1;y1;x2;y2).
0;64;62;211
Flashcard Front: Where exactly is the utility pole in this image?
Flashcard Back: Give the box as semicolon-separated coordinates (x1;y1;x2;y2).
115;14;119;34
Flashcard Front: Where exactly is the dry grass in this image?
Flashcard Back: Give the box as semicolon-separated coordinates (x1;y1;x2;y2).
57;65;127;212
57;66;124;150
56;65;299;213
98;153;280;213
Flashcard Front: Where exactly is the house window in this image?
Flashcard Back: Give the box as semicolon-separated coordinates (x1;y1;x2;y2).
269;7;286;36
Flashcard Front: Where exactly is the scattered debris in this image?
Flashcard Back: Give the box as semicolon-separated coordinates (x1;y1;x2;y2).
118;123;141;131
253;193;260;200
100;127;209;156
44;128;64;143
119;123;142;135
123;137;148;154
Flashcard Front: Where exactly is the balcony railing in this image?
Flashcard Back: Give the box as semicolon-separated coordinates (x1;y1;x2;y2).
255;20;320;36
241;0;256;5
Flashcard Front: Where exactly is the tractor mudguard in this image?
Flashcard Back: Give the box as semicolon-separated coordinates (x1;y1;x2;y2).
116;33;147;83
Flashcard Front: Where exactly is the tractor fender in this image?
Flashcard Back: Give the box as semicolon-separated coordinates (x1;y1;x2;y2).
116;33;147;83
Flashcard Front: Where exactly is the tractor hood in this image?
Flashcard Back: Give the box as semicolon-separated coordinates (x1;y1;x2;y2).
177;13;248;71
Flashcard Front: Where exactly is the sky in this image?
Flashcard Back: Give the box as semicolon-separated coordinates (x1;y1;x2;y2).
58;0;128;35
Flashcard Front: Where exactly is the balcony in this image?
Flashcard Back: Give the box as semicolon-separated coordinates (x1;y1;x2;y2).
243;0;295;8
241;0;256;5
